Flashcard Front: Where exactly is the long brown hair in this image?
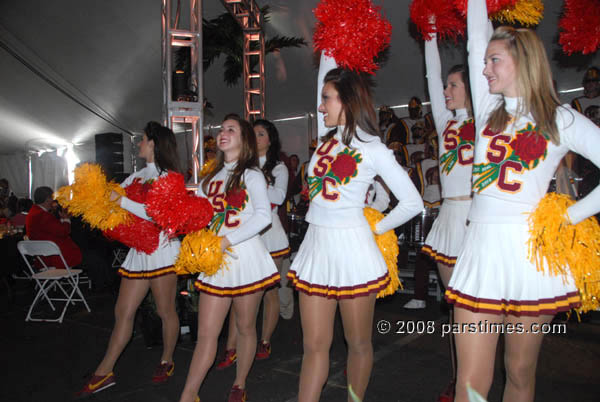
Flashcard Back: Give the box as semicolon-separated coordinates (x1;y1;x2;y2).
486;26;561;145
448;64;473;118
144;121;181;173
253;119;282;185
201;114;260;194
322;68;381;146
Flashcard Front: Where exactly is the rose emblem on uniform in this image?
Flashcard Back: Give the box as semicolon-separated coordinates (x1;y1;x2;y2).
458;120;475;142
509;130;547;167
224;187;248;209
472;123;548;193
307;147;362;200
330;151;359;184
439;118;475;174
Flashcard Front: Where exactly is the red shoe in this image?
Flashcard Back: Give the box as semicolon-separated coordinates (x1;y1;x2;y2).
255;340;271;360
228;385;247;402
152;361;175;383
74;372;116;398
438;380;455;402
216;349;237;370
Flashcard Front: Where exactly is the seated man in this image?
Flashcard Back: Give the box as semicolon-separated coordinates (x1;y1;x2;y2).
26;186;82;269
10;198;33;228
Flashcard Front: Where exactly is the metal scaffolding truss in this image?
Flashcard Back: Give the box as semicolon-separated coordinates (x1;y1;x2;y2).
161;0;204;183
220;0;265;122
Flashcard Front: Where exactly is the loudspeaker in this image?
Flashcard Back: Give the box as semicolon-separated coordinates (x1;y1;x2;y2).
95;133;124;181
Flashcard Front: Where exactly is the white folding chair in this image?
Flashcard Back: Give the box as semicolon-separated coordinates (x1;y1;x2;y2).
17;240;91;323
111;247;127;268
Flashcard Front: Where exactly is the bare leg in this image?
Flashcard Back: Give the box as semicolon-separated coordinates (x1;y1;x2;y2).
149;273;179;363
502;315;553;402
224;307;237;351
232;291;265;388
453;308;502;402
437;262;456;379
339;293;377;402
178;293;232;402
95;278;150;375
260;256;283;343
297;293;337;402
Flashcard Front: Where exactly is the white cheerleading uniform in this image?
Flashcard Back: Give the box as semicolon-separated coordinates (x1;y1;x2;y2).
421;33;475;267
194;162;279;297
117;163;180;279
287;55;423;299
258;155;290;258
446;0;600;316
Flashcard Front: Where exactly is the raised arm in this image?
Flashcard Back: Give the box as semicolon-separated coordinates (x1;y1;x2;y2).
317;53;339;139
468;0;498;124
425;33;453;133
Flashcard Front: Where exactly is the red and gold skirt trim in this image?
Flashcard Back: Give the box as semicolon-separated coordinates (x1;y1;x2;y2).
421;245;457;267
287;270;390;300
118;265;176;279
194;272;281;298
270;247;291;258
445;287;581;317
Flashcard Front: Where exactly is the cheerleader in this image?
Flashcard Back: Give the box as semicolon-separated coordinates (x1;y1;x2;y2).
178;114;279;402
76;122;181;398
287;55;423;402
416;18;475;402
216;119;291;369
447;1;600;401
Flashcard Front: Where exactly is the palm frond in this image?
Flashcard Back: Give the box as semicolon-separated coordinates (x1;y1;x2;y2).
265;36;307;54
223;54;243;86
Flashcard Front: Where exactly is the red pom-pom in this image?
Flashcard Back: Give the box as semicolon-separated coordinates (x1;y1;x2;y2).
454;0;517;16
559;0;600;55
410;0;466;41
103;179;160;254
145;172;214;237
313;0;391;74
104;216;161;254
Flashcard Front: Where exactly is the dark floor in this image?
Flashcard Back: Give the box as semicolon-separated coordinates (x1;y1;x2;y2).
1;276;599;402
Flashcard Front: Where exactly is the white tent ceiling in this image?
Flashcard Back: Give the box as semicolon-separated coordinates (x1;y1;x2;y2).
0;0;598;156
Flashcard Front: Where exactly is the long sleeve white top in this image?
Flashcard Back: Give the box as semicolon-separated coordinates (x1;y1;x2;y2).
197;162;272;245
425;35;474;198
468;0;600;224
259;155;289;210
119;162;161;221
307;54;423;233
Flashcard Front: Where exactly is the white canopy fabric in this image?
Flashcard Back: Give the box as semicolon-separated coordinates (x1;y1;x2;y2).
0;1;598;188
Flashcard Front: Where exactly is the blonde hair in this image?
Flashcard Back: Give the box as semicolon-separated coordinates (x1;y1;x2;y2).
487;26;561;145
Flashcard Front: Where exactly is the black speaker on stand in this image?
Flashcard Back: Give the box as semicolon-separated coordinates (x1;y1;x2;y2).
95;133;127;182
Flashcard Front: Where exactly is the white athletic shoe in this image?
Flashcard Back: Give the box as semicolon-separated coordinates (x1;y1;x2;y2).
403;299;426;309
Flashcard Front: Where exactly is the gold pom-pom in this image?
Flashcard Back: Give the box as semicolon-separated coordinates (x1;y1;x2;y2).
56;163;130;230
492;0;543;26
364;207;402;298
200;159;217;177
175;229;227;276
528;193;600;313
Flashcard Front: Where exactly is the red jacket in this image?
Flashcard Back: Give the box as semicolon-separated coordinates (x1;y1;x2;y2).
26;205;82;269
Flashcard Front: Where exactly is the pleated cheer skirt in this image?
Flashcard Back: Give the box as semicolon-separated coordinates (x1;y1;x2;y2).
260;210;290;258
422;199;471;267
288;223;389;299
118;232;179;279
445;221;581;317
195;235;280;297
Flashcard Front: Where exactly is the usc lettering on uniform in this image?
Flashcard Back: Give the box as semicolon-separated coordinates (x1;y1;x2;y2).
472;123;547;194
207;180;243;229
307;138;362;202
